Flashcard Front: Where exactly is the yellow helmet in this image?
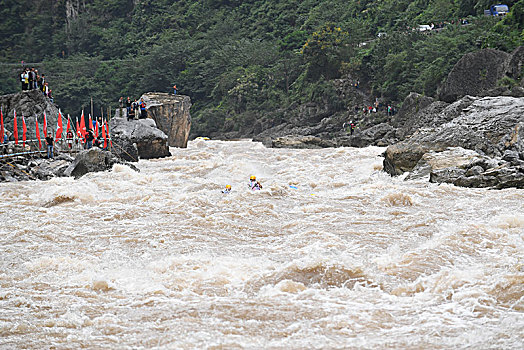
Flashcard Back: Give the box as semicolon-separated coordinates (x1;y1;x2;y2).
250;175;256;180
225;184;231;190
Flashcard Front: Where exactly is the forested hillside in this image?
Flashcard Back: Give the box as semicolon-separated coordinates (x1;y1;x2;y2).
1;0;523;136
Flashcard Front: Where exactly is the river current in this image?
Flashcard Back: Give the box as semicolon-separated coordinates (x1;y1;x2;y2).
0;140;523;349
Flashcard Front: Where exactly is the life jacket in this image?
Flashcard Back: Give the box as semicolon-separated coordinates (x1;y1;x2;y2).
140;102;146;109
249;180;261;190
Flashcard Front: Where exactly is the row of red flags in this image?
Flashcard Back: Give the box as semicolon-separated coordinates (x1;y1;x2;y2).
0;109;112;149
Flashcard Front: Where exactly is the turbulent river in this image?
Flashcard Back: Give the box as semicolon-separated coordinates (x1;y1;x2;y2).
0;140;523;349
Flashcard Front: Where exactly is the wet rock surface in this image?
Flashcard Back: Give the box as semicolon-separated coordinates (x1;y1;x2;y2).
0;89;59;137
110;117;170;160
140;93;192;148
64;148;116;179
384;96;524;188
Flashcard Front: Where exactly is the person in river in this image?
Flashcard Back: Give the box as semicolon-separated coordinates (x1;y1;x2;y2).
222;184;232;194
248;175;262;191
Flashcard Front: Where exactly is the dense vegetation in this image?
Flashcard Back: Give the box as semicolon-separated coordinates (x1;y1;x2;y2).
1;0;523;135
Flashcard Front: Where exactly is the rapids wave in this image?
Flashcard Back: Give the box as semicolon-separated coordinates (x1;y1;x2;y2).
0;140;523;349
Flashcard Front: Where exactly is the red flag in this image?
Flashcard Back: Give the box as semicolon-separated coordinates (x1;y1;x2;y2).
106;120;112;148
66;115;71;134
102;119;107;148
80;111;86;137
0;108;4;143
35;115;42;149
76;119;82;141
22;115;27;147
13;110;18;145
88;114;93;134
43;111;47;137
55;110;63;140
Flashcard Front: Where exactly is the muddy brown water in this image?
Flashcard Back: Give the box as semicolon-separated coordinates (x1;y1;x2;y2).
1;140;523;349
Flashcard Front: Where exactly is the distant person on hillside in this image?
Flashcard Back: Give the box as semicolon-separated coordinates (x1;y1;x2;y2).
45;132;54;159
173;84;177;95
343;120;356;135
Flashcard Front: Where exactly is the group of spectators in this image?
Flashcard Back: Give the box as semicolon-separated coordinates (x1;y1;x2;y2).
354;103;397;116
118;96;147;121
20;67;53;101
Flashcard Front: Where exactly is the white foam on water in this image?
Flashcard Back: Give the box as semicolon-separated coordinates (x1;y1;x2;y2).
0;140;523;349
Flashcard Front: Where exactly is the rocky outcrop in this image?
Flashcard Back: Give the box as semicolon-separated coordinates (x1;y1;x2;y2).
272;135;336;149
383;96;524;188
110;117;170;160
110;134;139;162
417;148;524;189
140;93;191;148
64;148;116;179
0;151;125;182
0;89;59;139
438;47;524;103
390;93;450;140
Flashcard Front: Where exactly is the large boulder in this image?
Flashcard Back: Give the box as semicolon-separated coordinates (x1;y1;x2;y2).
140;92;191;148
438;47;524;103
384;96;524;176
110;118;170;160
0;89;59;140
64;148;115;179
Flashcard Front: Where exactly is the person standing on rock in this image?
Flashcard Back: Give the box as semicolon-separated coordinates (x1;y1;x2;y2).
139;98;147;119
85;129;94;149
21;69;29;91
126;97;132;116
343;120;356;135
40;74;46;94
45;132;54;159
173;85;177;95
119;97;124;117
132;99;139;119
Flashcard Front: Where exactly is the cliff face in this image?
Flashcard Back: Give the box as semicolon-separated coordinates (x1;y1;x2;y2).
438;47;524;103
0;89;59;138
140;93;191;148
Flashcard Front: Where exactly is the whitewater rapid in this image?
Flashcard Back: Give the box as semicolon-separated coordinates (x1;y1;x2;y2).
0;140;523;349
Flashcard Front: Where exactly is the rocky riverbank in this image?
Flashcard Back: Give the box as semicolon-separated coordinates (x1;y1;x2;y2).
0;91;191;182
246;47;524;189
